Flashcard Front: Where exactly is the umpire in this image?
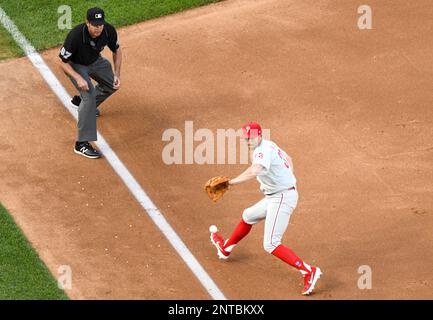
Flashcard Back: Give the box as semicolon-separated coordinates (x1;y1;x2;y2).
58;7;122;159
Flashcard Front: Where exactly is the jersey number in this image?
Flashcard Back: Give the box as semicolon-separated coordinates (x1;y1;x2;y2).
277;149;290;169
60;47;72;59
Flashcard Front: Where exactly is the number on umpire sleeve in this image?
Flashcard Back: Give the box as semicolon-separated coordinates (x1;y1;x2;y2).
60;47;72;59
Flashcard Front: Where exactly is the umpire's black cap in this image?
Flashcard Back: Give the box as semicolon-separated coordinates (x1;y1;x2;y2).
87;7;105;25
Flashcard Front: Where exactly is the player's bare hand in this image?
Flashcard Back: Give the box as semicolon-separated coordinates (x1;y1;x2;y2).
76;76;89;91
113;75;121;89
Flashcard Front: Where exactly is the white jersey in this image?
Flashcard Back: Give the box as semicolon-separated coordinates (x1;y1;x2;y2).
252;139;297;195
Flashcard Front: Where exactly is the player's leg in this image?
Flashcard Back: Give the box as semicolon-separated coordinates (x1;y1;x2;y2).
225;197;268;250
210;198;267;259
88;56;117;109
263;190;321;295
66;63;101;158
262;191;302;265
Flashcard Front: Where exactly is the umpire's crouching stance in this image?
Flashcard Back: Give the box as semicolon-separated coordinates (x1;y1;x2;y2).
58;7;122;159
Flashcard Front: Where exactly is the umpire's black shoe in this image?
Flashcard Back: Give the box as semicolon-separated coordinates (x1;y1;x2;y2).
74;141;102;159
71;95;100;117
71;95;81;106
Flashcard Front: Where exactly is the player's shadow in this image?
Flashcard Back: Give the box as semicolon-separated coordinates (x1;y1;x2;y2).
312;272;345;298
222;252;250;263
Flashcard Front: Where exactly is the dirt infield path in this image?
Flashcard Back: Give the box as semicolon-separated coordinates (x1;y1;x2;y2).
2;0;433;299
0;55;210;299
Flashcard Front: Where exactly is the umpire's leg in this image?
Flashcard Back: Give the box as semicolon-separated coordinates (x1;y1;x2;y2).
66;63;98;142
88;56;118;108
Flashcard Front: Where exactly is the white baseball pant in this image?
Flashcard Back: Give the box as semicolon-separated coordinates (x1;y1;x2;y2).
242;189;298;253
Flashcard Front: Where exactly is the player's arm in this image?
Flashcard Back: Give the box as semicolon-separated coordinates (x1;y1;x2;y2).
58;62;89;91
109;27;122;89
112;46;122;89
229;164;265;186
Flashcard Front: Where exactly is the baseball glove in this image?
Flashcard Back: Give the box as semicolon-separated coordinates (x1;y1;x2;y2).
204;176;230;202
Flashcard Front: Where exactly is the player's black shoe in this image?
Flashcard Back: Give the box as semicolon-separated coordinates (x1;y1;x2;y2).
71;95;100;117
74;141;102;159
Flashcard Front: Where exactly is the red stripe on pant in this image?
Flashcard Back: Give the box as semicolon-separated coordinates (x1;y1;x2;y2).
269;193;283;249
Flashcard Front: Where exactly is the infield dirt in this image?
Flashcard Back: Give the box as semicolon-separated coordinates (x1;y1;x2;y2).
1;0;432;299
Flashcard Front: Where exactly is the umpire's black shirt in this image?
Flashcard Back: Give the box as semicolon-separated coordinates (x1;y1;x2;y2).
59;23;119;65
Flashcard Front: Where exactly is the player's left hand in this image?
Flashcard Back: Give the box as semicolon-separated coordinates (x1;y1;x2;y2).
204;176;230;202
113;75;121;89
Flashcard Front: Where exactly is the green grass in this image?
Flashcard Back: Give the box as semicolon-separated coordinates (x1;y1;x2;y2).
0;0;221;58
0;23;23;60
0;203;69;299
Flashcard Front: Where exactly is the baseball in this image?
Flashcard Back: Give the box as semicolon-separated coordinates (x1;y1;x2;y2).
209;225;218;233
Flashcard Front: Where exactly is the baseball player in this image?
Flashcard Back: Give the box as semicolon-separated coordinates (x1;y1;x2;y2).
58;7;122;159
210;122;322;295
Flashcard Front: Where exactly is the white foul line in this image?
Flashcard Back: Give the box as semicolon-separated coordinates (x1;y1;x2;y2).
0;6;226;300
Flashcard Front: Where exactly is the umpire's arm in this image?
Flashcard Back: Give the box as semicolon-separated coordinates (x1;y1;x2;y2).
112;47;122;89
58;60;89;91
